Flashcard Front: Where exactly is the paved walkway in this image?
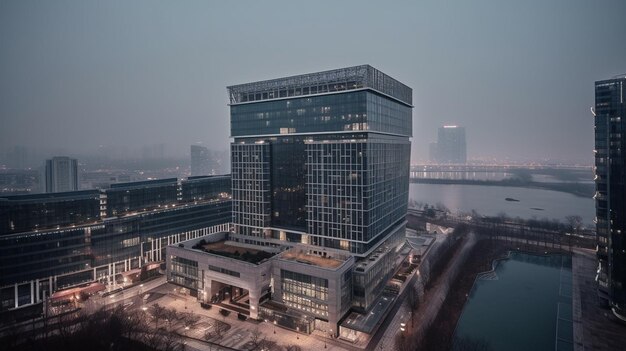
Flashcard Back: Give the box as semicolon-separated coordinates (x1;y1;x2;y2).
147;284;354;351
572;249;626;351
374;233;476;351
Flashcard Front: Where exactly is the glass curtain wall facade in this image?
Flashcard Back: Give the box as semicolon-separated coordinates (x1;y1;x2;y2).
181;175;231;202
0;176;232;310
0;201;230;286
45;157;78;193
430;126;467;164
0;190;101;234
595;76;626;321
105;178;179;216
231;143;271;238
228;65;412;256
281;269;329;317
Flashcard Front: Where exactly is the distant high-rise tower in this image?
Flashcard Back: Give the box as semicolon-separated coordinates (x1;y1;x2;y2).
45;157;78;193
430;125;466;164
190;145;214;176
594;75;626;321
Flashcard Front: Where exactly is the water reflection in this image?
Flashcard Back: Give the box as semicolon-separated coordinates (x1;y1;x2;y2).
409;183;594;224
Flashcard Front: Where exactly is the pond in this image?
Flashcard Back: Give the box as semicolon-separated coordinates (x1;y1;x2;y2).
453;252;573;351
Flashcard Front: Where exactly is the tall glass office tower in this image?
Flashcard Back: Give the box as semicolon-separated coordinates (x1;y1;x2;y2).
594;75;626;321
228;65;412;257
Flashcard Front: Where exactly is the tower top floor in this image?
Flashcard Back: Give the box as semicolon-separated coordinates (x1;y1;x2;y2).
227;65;412;106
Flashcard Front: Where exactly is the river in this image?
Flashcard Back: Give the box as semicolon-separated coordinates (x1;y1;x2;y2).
453;253;573;351
409;183;595;225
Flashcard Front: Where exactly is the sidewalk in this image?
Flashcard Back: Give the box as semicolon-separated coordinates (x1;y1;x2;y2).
374;233;476;350
149;284;354;351
572;248;626;351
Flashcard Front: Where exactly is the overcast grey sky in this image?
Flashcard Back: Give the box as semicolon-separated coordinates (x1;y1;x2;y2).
1;0;625;164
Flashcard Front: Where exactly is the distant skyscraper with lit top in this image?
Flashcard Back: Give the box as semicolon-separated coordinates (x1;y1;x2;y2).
430;125;466;164
594;75;626;321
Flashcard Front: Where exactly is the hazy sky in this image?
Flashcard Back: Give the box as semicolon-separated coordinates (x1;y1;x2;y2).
1;0;625;164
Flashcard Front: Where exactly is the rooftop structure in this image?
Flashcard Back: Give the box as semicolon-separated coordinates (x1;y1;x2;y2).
193;239;275;264
227;64;412;106
279;248;347;269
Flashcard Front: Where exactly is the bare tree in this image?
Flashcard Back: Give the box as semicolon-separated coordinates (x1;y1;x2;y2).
258;337;275;351
165;307;179;331
406;283;420;327
161;330;184;351
204;319;228;342
143;330;165;350
182;312;200;334
121;308;148;339
248;327;269;350
149;303;167;329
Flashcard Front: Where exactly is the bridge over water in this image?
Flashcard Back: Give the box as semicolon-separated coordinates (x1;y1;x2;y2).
409;164;592;182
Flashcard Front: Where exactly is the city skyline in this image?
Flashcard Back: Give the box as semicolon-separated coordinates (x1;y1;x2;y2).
2;1;626;164
1;2;626;350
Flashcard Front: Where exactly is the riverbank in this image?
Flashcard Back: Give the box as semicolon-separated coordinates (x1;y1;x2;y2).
410;178;594;198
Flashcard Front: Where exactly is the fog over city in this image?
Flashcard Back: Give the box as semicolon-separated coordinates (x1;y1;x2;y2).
1;0;626;165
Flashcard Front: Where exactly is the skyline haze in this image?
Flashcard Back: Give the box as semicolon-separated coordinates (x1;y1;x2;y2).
1;0;626;164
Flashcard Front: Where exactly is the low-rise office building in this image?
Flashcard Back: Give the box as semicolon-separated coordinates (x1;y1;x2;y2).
0;176;232;311
166;233;355;336
167;233;274;317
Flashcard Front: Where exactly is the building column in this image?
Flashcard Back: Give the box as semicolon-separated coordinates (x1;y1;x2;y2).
107;264;112;286
200;276;210;303
35;279;40;303
157;239;162;261
248;288;260;320
14;284;19;308
30;281;34;304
